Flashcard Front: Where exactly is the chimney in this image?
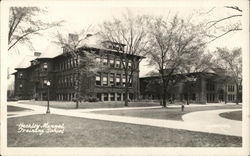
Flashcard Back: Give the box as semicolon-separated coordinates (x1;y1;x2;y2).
34;52;41;57
68;33;79;44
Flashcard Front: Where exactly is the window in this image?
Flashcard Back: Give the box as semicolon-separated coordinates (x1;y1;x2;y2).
43;62;48;71
117;93;121;101
110;93;115;101
115;60;120;68
128;60;132;69
122;74;126;86
96;74;101;85
96;57;101;63
67;59;70;69
129;93;134;100
206;81;215;91
97;93;102;101
116;74;121;86
103;93;108;101
109;73;115;86
110;58;114;68
228;85;235;92
18;73;23;78
228;94;235;101
102;74;108;86
103;57;108;66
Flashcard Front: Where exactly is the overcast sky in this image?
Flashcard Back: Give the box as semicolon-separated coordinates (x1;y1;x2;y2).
6;1;245;78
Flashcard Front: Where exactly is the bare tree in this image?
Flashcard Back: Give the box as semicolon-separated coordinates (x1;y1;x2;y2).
204;6;242;43
214;47;242;104
54;30;104;108
8;7;63;51
146;14;207;107
100;12;149;106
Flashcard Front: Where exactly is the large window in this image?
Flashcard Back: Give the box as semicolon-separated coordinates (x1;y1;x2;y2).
110;73;115;86
96;74;101;85
228;85;235;92
116;74;121;86
228;94;235;101
102;74;108;86
206;81;215;91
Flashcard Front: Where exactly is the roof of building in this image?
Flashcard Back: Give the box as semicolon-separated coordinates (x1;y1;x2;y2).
15;55;38;69
38;43;63;59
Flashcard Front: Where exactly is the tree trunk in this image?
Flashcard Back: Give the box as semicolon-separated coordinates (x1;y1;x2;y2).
124;84;129;106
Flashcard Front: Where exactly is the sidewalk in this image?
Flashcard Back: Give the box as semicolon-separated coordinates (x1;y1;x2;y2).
8;102;242;137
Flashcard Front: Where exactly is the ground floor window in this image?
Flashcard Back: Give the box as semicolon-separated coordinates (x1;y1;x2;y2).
117;93;121;101
103;93;108;101
228;94;235;102
110;93;115;101
207;93;215;102
97;93;102;101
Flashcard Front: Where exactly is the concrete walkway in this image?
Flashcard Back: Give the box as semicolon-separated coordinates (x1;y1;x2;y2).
7;102;242;137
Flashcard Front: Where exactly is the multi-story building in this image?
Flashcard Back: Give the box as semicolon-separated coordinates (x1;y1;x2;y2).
13;34;142;101
140;69;242;104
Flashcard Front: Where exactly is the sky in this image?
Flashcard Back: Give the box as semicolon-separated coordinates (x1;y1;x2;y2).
6;1;245;83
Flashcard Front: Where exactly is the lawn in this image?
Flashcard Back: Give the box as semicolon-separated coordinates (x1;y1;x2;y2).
7;105;31;112
219;111;242;121
19;100;160;109
93;105;242;121
8;114;241;147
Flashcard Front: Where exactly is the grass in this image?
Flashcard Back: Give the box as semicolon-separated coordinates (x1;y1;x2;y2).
8;114;241;147
93;105;242;121
219;111;242;121
7;105;31;112
18;100;159;109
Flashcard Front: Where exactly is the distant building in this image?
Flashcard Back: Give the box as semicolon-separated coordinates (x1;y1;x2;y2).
13;34;142;101
140;70;242;104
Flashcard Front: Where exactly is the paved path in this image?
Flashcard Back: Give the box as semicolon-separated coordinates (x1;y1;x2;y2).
7;102;242;137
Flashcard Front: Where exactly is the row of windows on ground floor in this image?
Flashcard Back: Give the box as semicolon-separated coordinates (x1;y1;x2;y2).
141;93;237;102
55;92;134;101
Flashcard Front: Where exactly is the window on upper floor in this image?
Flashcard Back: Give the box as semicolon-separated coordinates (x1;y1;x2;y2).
128;60;132;69
96;74;101;86
116;74;121;86
96;57;101;64
110;73;115;86
115;60;121;68
18;73;23;79
110;58;114;68
228;85;235;92
103;57;108;66
102;74;108;86
43;62;48;71
122;74;126;87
